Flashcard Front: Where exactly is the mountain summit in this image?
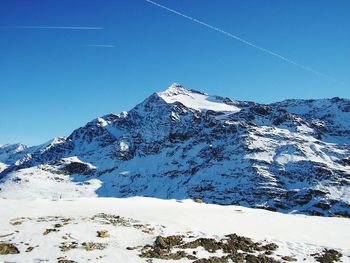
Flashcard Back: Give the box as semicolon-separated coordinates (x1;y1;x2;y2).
0;84;349;216
157;83;241;112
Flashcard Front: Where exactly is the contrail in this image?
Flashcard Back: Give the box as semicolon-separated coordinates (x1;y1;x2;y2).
145;0;341;84
84;44;115;48
0;26;103;30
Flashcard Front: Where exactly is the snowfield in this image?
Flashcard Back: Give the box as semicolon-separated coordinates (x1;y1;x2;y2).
0;197;349;262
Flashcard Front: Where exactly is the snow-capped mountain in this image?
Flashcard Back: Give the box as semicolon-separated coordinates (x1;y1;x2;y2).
1;84;349;217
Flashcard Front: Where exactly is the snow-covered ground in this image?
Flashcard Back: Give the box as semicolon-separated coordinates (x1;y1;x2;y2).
0;197;349;262
0;165;101;199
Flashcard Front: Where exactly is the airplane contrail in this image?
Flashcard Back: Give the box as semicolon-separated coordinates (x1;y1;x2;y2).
145;0;342;84
0;26;103;30
84;44;115;48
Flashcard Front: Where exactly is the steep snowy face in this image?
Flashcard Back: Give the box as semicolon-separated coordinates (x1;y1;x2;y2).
0;144;27;162
0;144;30;169
0;84;349;217
157;83;241;113
272;97;350;144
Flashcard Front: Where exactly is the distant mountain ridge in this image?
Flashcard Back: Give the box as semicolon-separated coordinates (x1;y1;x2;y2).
1;84;349;217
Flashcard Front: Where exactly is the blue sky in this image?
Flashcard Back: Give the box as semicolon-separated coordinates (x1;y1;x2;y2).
0;0;349;146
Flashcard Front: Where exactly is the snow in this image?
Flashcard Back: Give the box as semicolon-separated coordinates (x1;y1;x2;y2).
0;85;349;223
0;86;349;261
324;185;350;204
119;140;130;152
97;117;108;127
0;143;27;163
0;197;349;262
35;137;66;154
0;162;7;173
276;98;350;131
158;84;240;113
0;166;100;199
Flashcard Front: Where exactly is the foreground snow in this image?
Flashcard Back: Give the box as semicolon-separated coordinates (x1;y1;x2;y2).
0;197;349;262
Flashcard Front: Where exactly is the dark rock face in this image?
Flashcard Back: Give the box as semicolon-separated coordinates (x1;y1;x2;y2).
312;249;343;263
1;85;349;216
61;162;93;175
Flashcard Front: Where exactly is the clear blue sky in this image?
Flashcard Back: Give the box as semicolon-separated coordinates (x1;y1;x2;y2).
0;0;349;146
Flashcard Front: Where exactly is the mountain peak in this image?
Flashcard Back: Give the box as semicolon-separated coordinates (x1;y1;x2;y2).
157;83;240;113
158;83;204;97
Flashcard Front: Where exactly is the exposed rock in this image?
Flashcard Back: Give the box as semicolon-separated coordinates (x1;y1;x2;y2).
193;256;228;263
155;235;184;249
25;246;35;252
140;235;189;260
194;198;204;203
43;228;59;235
313;249;342;263
140;233;279;262
282;255;298;261
0;242;20;255
10;220;22;226
133;223;154;234
244;254;280;263
97;230;109;238
91;213;134;227
82;242;107;251
61;162;92;175
182;238;220;253
57;260;77;263
59;241;78;252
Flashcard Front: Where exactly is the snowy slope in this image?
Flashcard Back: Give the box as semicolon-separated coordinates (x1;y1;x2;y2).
0;84;349;217
0;197;349;262
158;84;241;113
